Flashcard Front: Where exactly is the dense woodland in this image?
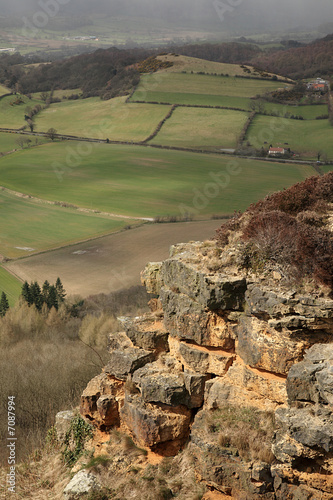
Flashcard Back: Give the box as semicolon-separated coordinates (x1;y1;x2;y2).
0;48;147;98
253;34;333;79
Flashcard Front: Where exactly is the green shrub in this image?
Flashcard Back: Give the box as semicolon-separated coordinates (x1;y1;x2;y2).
62;415;94;467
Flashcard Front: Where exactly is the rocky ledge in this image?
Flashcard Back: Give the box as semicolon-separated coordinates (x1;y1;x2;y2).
78;239;333;499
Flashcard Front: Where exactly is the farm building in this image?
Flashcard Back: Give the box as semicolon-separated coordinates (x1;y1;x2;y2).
307;78;328;92
268;147;287;157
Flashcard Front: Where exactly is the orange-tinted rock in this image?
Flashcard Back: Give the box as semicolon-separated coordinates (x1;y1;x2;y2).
169;337;235;377
80;373;124;429
120;394;191;447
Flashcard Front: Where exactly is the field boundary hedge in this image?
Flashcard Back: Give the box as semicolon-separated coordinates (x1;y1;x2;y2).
142;104;178;143
0;127;326;168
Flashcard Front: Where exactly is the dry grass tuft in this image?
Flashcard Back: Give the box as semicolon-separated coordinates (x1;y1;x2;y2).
207;406;275;463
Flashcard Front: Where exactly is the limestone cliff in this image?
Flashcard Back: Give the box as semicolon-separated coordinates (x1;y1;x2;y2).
77;235;333;499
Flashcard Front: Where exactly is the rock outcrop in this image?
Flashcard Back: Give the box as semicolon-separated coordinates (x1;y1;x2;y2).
80;239;333;499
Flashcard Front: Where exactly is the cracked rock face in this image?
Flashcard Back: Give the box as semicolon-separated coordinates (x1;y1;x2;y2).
273;344;333;463
80;239;333;499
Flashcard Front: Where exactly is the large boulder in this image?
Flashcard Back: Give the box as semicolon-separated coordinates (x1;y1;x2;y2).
80;373;124;429
55;410;75;442
105;347;155;381
63;470;101;499
160;287;236;348
169;337;235;377
140;261;163;294
273;344;333;463
160;257;247;311
287;343;333;404
118;314;169;353
205;360;287;412
120;394;191;448
236;315;313;375
132;357;207;408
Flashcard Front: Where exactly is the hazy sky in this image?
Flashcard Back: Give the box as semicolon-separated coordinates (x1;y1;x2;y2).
0;0;332;31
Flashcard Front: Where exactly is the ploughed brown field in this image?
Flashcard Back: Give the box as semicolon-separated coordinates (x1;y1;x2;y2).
5;220;220;297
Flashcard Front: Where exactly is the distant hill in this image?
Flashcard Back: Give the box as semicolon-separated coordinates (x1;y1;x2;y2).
10;47;149;98
173;42;262;65
252;34;333;79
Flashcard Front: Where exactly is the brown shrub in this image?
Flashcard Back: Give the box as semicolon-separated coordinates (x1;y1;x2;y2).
241;210;333;290
215;211;242;246
247;172;333;215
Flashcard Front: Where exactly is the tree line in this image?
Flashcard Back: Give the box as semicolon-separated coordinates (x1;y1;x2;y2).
21;278;66;311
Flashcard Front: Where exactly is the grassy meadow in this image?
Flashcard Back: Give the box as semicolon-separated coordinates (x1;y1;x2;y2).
151;107;249;149
0;132;49;153
131;90;251;109
35;96;170;141
0;267;22;306
0;190;138;259
0;142;315;218
0;94;43;129
0;84;10;96
260;102;329;120
132;73;288;101
246;115;333;159
155;55;260;77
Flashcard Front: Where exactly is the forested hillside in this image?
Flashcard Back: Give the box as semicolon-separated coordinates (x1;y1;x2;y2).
253;34;333;79
0;48;147;98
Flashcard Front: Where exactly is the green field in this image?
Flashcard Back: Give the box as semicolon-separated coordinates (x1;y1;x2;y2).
0;94;43;129
132;73;288;101
30;89;82;101
131;90;251;109
155;54;272;78
0;132;49;153
322;165;333;173
0;142;315;218
0;267;22;306
35;96;170;141
246;115;333;159
0;84;10;96
151;108;248;149
259;101;328;120
0;190;138;259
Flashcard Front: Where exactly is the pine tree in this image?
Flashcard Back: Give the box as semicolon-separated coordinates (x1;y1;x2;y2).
42;280;50;303
21;281;32;305
30;281;42;311
47;285;59;311
55;277;66;303
0;292;9;317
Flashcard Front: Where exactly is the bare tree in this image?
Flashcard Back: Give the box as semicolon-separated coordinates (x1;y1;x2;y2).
46;128;57;141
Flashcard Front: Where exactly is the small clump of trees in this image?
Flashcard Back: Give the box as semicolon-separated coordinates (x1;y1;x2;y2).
0;291;9;317
21;277;66;311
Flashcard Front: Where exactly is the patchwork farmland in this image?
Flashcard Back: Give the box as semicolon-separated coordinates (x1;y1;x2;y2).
0;54;328;302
